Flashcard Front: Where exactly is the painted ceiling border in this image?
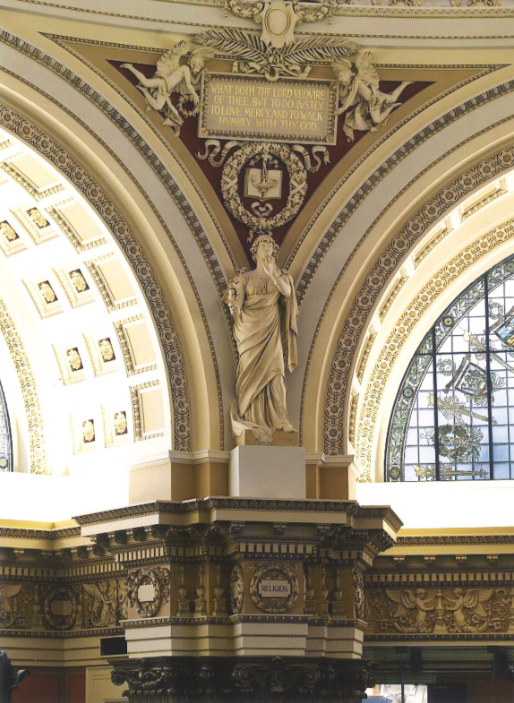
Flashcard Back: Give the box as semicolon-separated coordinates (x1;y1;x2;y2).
5;0;514;24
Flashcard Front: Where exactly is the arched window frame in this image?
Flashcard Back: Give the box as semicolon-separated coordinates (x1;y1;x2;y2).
386;255;514;482
0;380;13;472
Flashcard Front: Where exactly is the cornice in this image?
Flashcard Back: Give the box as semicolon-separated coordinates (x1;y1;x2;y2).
72;497;402;530
0;526;80;539
397;534;514;545
0;626;123;639
4;0;514;26
72;501;198;526
366;632;514;642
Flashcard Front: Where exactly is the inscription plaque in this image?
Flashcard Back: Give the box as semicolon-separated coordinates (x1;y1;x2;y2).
258;580;292;597
200;72;338;145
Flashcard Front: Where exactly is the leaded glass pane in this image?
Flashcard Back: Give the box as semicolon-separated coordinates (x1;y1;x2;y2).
386;254;514;481
0;381;12;472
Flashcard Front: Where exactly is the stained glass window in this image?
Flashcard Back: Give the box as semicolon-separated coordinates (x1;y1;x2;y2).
0;381;12;472
386;255;514;482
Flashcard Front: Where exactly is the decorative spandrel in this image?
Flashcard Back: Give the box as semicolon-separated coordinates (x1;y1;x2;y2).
387;255;514;482
114;0;425;261
0;381;12;472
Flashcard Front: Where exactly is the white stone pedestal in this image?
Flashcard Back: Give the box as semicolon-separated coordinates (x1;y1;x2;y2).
229;445;306;499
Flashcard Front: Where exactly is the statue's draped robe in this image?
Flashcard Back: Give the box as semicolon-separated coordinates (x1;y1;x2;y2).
230;272;298;442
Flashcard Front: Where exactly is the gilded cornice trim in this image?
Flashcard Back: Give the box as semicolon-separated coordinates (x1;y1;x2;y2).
366;633;514;642
72;497;401;527
73;501;198;525
5;0;514;24
0;103;192;452
0;297;46;474
0;526;80;539
320;130;514;457
0;626;124;639
397;535;514;545
356;215;514;478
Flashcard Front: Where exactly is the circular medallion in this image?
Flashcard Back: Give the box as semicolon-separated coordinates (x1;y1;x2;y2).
130;569;162;618
221;143;307;233
44;586;77;630
249;564;299;614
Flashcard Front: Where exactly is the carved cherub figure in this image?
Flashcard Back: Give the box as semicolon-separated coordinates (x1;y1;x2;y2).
121;42;211;133
386;587;436;632
444;587;492;632
333;52;412;141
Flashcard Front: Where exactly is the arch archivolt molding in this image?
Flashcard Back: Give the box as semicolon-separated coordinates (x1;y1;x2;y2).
319;140;514;461
0;104;192;453
0;297;45;474
289;73;514;303
356;214;514;482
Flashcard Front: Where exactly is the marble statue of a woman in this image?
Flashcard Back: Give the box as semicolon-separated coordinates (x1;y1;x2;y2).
224;234;298;443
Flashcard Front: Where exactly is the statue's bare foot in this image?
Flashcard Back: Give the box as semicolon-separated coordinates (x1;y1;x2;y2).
120;63;132;70
281;423;295;432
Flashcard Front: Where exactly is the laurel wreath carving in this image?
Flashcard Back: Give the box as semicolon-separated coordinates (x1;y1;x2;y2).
221;142;308;231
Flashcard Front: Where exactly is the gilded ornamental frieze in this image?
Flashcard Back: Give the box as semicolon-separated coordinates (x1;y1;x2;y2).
3;499;513;655
366;584;514;639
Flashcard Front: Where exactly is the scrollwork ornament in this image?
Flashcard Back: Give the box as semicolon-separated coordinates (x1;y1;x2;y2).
249;563;299;613
83;581;116;628
230;564;244;614
0;584;26;629
353;570;366;620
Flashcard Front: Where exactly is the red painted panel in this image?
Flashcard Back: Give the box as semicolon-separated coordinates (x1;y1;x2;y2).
67;673;86;703
11;673;62;703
